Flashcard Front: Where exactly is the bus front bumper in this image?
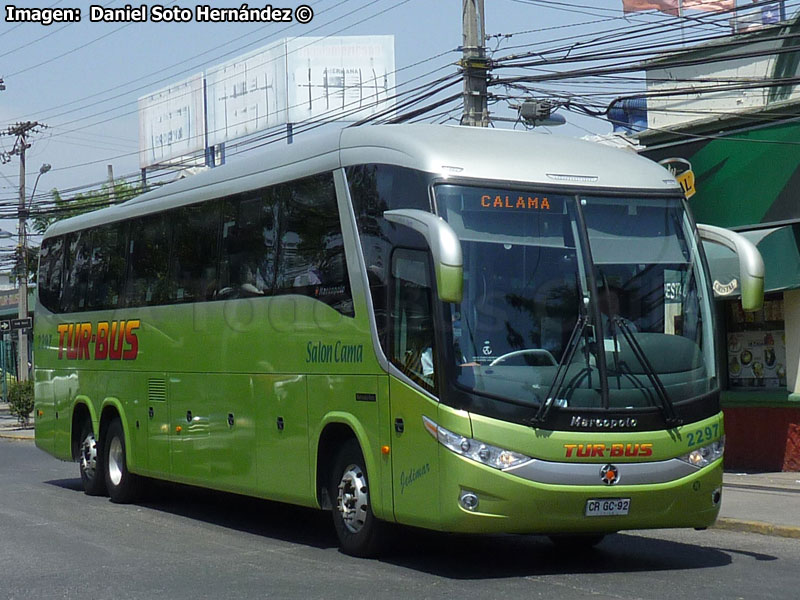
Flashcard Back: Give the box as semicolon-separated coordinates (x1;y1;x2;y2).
436;453;723;535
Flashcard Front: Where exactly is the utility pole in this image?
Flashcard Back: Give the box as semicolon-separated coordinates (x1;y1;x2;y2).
461;0;489;127
2;121;46;382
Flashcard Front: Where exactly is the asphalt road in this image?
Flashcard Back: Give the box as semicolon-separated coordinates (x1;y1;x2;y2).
2;438;798;600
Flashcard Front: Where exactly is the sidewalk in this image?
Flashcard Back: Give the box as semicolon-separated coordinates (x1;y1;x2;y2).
717;471;800;539
0;402;34;441
2;403;798;538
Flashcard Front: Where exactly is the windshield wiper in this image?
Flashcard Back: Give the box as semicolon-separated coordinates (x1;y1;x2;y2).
613;317;683;428
529;315;586;426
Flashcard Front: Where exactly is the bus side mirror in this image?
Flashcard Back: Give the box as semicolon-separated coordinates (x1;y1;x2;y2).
384;209;463;303
697;223;764;312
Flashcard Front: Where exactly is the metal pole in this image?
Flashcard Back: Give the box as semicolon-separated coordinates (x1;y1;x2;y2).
1;336;6;402
17;134;28;383
107;164;116;203
461;0;489;127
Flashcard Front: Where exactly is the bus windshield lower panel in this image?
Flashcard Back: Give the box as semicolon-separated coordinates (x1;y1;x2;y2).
435;184;717;427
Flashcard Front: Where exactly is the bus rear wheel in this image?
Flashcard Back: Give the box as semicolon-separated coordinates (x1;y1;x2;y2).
104;418;144;504
330;440;384;557
78;421;106;496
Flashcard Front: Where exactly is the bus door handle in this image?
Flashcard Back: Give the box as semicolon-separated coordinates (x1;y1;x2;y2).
394;418;404;434
148;407;154;419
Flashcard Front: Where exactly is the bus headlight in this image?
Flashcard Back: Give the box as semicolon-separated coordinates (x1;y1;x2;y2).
423;416;530;470
678;436;724;468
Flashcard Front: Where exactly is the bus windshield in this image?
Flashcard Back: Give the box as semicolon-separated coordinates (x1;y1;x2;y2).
435;184;716;417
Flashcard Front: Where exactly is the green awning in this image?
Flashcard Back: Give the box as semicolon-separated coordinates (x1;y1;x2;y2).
703;224;800;298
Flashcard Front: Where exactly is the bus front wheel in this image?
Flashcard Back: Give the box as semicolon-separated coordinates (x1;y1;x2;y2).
104;418;144;504
330;440;384;557
78;421;106;496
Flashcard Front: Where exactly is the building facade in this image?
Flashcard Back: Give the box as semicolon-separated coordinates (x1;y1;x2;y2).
636;15;800;470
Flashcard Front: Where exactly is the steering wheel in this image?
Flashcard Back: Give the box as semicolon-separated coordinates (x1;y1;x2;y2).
489;349;558;366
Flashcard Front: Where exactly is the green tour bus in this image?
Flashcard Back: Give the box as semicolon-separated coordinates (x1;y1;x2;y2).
33;124;763;556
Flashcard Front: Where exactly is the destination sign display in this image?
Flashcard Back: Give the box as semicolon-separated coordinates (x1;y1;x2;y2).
460;190;564;213
479;194;552;211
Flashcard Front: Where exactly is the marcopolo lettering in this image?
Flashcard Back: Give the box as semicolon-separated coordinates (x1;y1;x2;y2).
56;320;140;361
570;415;638;429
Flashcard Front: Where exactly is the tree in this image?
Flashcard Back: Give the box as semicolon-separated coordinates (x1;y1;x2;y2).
9;179;144;285
32;179;143;235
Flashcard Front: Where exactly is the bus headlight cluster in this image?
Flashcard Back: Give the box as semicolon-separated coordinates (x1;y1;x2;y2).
678;436;725;468
423;416;530;470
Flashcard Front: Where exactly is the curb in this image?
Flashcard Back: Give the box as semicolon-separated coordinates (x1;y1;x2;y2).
712;517;800;540
0;429;34;441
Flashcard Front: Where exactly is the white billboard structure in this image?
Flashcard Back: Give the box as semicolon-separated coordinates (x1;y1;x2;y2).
284;36;395;123
138;73;206;169
205;40;287;147
139;36;395;169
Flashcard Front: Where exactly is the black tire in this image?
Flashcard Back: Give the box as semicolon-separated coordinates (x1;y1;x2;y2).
78;421;107;496
330;439;385;557
548;534;606;551
104;418;144;504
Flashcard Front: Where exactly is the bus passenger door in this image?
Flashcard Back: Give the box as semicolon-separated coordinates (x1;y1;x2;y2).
388;249;441;527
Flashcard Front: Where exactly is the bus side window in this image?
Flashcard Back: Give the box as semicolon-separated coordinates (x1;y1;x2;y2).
61;231;93;313
275;173;354;316
39;236;65;313
170;201;221;303
347;164;433;353
86;222;127;311
390;248;436;393
125;214;171;307
219;191;277;298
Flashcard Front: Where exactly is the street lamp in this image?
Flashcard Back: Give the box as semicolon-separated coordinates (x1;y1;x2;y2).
17;162;51;382
29;164;51;207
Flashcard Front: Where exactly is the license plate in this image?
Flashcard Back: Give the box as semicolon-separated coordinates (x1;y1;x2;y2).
585;498;630;517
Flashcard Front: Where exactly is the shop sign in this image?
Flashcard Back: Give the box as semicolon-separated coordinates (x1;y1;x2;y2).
659;157;696;199
713;279;738;296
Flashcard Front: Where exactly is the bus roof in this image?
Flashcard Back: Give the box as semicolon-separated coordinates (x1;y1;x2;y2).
44;124;681;238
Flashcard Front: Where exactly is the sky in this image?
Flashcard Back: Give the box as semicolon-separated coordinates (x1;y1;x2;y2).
0;0;772;251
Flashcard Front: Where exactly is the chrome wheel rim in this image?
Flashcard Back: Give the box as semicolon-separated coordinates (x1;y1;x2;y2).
79;432;98;480
108;436;124;487
337;463;369;534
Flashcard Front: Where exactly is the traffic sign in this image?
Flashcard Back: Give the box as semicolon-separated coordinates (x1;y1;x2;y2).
0;320;9;333
10;317;32;331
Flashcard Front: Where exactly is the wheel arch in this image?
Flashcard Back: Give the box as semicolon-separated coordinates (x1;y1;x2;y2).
98;398;129;456
314;412;386;518
70;396;98;461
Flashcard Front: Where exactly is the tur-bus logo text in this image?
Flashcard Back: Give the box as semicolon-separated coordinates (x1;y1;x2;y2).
563;443;653;459
56;320;140;360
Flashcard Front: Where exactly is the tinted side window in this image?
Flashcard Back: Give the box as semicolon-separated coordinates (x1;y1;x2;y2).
61;231;92;313
219;191;278;298
38;236;64;313
391;249;437;393
170;202;221;303
87;222;127;311
126;214;171;306
275;173;353;317
346;164;432;348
